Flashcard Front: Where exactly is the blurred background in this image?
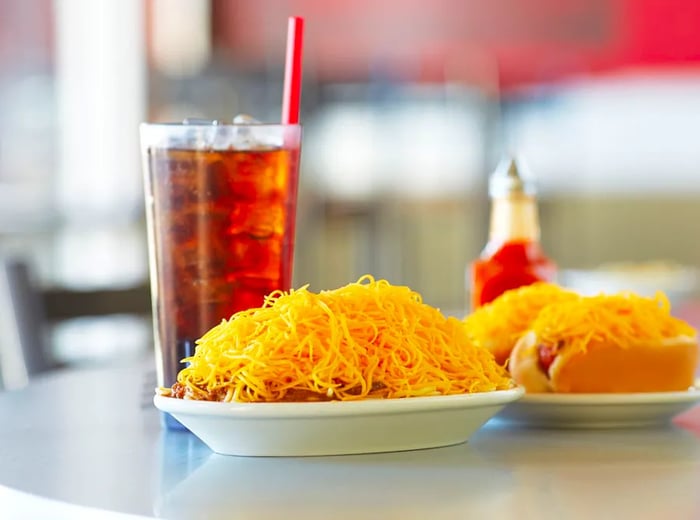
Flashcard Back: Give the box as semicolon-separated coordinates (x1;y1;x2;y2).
2;0;700;374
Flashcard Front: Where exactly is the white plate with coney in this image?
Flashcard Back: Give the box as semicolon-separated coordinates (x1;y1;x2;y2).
497;382;700;429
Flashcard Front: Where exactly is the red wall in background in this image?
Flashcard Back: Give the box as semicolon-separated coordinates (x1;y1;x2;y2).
2;0;699;89
0;0;53;70
212;0;700;90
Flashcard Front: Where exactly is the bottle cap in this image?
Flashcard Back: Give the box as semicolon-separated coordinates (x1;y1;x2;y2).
488;156;536;198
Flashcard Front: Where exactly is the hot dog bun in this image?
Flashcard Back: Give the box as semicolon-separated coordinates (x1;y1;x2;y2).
510;330;699;393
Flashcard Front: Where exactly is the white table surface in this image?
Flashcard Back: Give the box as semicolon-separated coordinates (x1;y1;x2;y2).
1;358;700;520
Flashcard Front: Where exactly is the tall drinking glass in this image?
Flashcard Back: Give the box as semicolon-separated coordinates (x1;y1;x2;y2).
140;122;302;427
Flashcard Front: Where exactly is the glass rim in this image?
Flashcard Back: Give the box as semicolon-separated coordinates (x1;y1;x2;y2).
139;122;302;129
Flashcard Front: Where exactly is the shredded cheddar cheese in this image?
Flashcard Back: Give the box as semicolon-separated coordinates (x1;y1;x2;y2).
171;275;513;402
529;291;697;355
464;282;579;364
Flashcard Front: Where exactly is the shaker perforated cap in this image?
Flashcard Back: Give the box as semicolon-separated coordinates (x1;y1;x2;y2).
488;156;536;197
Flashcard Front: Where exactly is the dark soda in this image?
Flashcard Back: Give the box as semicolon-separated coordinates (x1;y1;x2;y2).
145;146;299;388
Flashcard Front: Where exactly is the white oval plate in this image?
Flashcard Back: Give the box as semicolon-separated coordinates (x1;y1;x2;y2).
497;385;700;429
154;387;524;457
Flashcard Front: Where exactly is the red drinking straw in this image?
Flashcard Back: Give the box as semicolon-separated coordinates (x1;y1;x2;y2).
281;16;305;125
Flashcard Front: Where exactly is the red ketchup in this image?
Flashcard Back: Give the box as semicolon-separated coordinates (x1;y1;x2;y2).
470;157;556;310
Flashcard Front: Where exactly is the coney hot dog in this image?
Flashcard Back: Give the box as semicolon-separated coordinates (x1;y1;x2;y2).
508;294;699;393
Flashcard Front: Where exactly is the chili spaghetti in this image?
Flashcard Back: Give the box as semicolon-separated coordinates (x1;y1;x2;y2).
161;275;513;402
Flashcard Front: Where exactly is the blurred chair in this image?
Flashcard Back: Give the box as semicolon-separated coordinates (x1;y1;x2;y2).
41;280;152;367
41;283;151;324
0;256;152;391
0;257;52;390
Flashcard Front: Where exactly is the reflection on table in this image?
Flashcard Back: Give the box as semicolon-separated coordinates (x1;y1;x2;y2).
154;419;700;520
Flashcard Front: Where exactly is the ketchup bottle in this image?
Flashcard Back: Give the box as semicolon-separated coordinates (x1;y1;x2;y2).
469;157;556;310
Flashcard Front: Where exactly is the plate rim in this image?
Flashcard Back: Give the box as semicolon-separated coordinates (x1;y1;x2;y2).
154;386;525;419
516;386;700;406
